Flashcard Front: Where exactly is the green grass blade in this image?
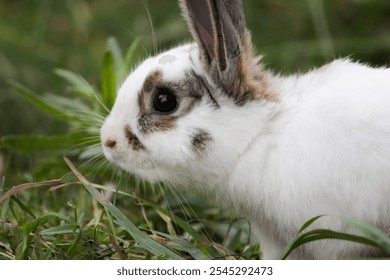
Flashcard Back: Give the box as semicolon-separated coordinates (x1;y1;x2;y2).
42;236;61;260
139;198;213;248
9;81;95;123
64;157;184;260
66;226;83;256
0;134;85;154
89;183;220;258
11;196;36;219
44;94;93;115
225;228;242;252
103;207;118;245
107;37;124;81
54;69;96;98
281;226;387;260
1;198;10;219
17;218;45;260
119;38;140;82
100;51;116;110
55;68;109;115
96;194;183;259
297;215;324;233
302;229;378;247
39;212;72;222
40;224;79;235
8;81;67;117
156;231;210;260
341;217;390;254
17;234;31;260
124;38;140;65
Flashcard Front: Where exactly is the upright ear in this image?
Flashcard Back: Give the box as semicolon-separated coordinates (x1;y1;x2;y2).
180;0;246;72
180;0;272;105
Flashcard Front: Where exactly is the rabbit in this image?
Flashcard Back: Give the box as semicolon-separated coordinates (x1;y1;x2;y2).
100;0;390;259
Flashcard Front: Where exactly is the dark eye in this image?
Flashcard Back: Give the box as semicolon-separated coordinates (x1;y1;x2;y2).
153;88;178;113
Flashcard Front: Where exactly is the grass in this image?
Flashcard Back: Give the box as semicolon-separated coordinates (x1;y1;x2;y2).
1;0;390;260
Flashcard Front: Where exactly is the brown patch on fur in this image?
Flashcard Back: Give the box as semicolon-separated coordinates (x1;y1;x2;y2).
192;130;212;155
233;33;278;105
124;125;145;151
138;70;163;114
138;115;177;134
179;96;198;115
144;70;163;92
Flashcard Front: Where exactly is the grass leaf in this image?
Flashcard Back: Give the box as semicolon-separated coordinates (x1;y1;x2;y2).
8;81;66;118
64;156;184;260
298;215;324;233
63;181;222;258
40;224;79;235
100;51;116;110
120;38;140;82
280;216;390;259
107;37;124;82
341;217;390;254
0;134;86;154
54;69;96;98
156;231;210;260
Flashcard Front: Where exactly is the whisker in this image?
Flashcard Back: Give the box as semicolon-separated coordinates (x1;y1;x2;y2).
65;143;101;156
140;0;158;55
86;160;108;178
121;25;150;57
144;153;212;241
80;153;105;169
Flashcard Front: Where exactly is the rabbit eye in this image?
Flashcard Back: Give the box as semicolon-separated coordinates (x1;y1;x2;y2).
153;88;178;114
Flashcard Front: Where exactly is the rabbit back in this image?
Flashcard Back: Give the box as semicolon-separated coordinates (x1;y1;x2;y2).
229;59;390;258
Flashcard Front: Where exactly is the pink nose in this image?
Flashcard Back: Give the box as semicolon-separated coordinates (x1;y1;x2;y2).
104;139;116;149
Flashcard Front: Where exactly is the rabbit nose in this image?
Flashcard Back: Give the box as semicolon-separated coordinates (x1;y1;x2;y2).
104;139;117;149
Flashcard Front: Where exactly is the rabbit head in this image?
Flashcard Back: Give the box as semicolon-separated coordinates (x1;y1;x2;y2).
100;0;277;187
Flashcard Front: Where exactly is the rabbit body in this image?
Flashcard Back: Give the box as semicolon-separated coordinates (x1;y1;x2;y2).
227;60;390;259
101;0;390;259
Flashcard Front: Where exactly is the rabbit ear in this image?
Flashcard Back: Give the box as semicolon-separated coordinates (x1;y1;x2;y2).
180;0;245;72
181;0;274;105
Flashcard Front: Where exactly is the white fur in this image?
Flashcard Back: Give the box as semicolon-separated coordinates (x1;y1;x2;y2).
231;61;390;258
101;42;390;259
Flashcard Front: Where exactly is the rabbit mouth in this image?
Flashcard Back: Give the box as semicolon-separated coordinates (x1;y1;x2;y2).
111;156;157;176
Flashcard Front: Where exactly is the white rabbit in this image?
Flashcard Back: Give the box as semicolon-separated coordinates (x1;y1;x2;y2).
100;0;390;259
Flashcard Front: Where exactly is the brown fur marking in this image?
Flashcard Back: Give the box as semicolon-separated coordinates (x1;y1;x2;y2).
192;130;212;155
138;70;162;114
139;70;163;114
138;114;177;134
124;125;145;151
144;70;163;92
233;32;277;105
